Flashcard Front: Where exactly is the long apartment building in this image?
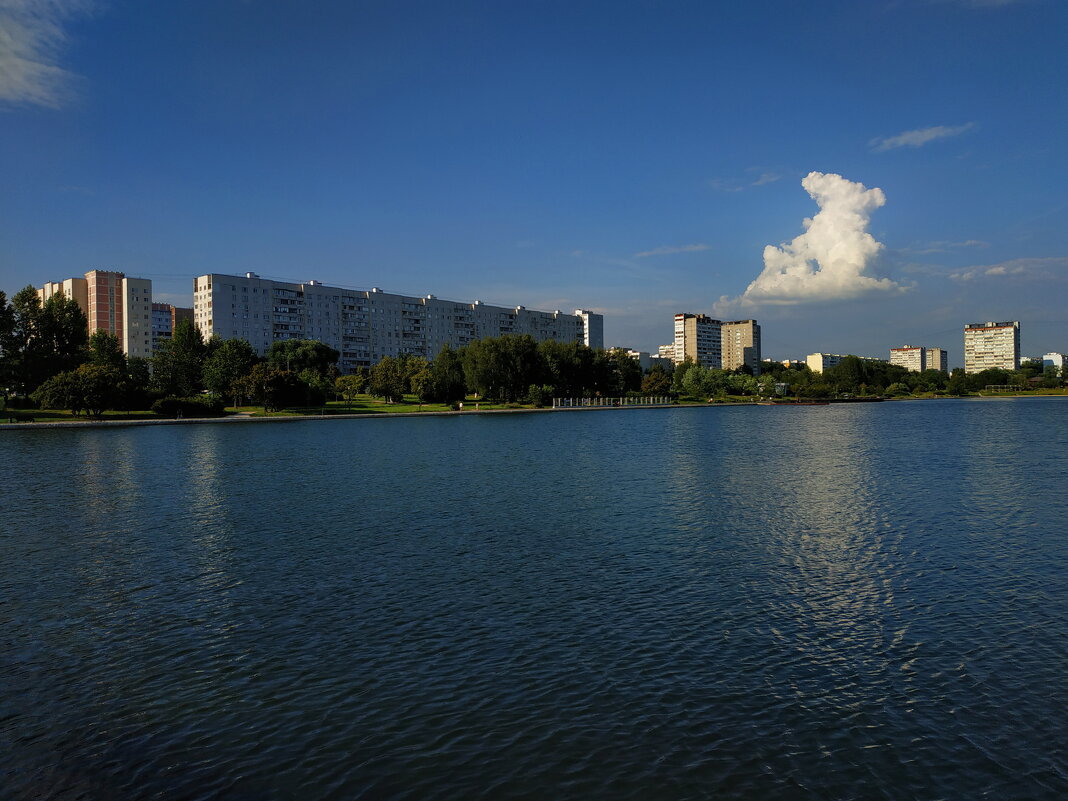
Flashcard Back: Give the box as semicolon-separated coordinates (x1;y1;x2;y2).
193;273;604;373
38;270;154;359
964;321;1019;372
889;345;948;373
673;314;762;373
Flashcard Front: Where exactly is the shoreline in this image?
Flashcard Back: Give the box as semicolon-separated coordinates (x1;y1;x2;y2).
2;393;1063;432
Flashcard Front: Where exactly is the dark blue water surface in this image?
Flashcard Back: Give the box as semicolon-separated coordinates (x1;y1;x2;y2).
2;399;1066;800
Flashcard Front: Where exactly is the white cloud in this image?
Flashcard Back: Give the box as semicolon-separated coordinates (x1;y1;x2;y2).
0;0;87;109
870;123;974;152
949;257;1067;282
633;243;710;259
751;171;782;186
906;238;989;254
730;171;903;306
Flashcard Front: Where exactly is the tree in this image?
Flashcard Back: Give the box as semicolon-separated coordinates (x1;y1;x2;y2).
368;356;407;402
417;345;467;404
335;373;366;409
87;331;126;371
232;364;304;412
203;338;257;406
40;294;89;376
152;319;206;396
9;287;89;393
266;339;340;375
641;363;672;395
0;290;16;398
32;364;121;416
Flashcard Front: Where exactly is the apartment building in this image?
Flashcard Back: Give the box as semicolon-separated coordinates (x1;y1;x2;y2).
37;277;88;314
151;303;194;351
889;345;926;372
192;273;604;373
806;353;886;374
926;348;948;373
964;321;1020;372
673;313;722;367
39;270;153;358
722;320;762;374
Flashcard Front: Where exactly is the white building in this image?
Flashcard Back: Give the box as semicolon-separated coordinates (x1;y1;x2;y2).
889;345;947;373
964;321;1020;372
1043;352;1067;370
889;345;925;372
193;273;603;373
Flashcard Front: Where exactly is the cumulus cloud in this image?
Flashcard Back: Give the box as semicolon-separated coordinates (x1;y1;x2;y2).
633;243;710;259
734;172;902;305
870;123;974;152
0;0;87;109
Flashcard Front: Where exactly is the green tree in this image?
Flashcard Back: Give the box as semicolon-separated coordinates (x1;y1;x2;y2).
87;331;126;371
368;356;407;402
233;363;305;412
267;339;340;375
0;290;16;397
203;338;257;405
335;372;367;408
32;364;121;416
418;345;467;404
9;287;89;393
152;319;207;396
641;363;672;395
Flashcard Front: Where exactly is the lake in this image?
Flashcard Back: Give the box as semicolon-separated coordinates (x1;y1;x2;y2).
2;399;1066;800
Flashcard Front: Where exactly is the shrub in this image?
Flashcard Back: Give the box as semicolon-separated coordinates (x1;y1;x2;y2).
151;395;226;418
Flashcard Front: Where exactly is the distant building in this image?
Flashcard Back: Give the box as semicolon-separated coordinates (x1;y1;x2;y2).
806;353;886;374
926;348;948;373
673;313;722;367
1042;352;1067;371
574;309;604;350
623;349;672;371
37;277;88;315
722;320;762;375
193;273;602;373
889;345;947;373
152;302;194;351
658;344;675;360
964;321;1020;372
890;345;926;372
39;270;152;358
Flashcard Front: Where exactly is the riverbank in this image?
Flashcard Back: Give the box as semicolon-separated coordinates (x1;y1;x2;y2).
3;392;1064;431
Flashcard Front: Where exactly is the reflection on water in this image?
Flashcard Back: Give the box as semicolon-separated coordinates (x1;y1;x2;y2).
2;401;1066;800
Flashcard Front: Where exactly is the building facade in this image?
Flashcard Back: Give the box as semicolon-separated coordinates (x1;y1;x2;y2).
964;321;1020;372
722;319;762;374
39;270;153;357
152;303;195;351
889;345;926;372
806;353;886;374
673;313;722;367
192;273;603;372
926;348;948;373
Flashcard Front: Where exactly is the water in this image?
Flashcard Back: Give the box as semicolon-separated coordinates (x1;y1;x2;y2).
2;399;1066;800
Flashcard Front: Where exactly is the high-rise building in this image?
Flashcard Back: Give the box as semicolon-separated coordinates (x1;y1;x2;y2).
721;319;761;374
152;302;195;351
574;309;604;350
926;348;948;373
40;271;152;357
37;277;88;316
673;313;721;367
193;273;602;373
964;321;1020;372
889;345;926;372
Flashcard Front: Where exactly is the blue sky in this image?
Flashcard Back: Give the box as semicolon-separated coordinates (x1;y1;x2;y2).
2;0;1065;367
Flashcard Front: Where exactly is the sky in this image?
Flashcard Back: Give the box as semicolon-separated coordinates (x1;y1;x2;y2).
1;0;1066;367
